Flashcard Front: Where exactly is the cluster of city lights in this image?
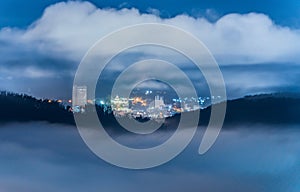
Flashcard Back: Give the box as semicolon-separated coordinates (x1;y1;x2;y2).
70;85;222;117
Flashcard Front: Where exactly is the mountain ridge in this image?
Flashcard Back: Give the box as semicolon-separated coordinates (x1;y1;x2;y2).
1;91;300;127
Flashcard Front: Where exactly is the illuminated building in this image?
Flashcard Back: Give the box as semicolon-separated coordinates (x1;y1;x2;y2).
154;95;165;109
72;85;87;111
111;95;131;113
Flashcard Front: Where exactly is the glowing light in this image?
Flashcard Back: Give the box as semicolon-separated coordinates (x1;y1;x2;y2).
132;97;147;106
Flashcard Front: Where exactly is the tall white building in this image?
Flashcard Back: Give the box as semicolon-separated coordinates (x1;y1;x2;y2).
154;95;165;109
72;85;87;108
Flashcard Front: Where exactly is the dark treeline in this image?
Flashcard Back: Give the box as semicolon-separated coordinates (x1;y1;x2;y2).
0;91;74;124
221;94;300;125
198;94;300;127
1;91;300;128
0;91;119;126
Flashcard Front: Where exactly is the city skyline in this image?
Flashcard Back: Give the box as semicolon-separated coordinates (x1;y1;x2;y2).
71;84;222;118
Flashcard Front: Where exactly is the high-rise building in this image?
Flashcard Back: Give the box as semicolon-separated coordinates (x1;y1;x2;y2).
154;95;165;109
72;85;87;108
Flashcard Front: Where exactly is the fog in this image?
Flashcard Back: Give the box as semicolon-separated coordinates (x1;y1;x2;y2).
0;122;299;192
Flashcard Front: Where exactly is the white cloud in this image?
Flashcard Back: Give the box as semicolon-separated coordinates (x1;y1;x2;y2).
146;7;161;17
1;1;300;65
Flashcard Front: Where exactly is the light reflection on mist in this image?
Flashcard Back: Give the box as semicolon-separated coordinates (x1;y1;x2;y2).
0;122;299;192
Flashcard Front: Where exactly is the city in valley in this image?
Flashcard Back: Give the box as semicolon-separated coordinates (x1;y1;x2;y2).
71;85;222;119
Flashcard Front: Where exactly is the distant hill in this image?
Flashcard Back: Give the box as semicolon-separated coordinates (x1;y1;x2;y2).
200;93;300;126
1;91;300;127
